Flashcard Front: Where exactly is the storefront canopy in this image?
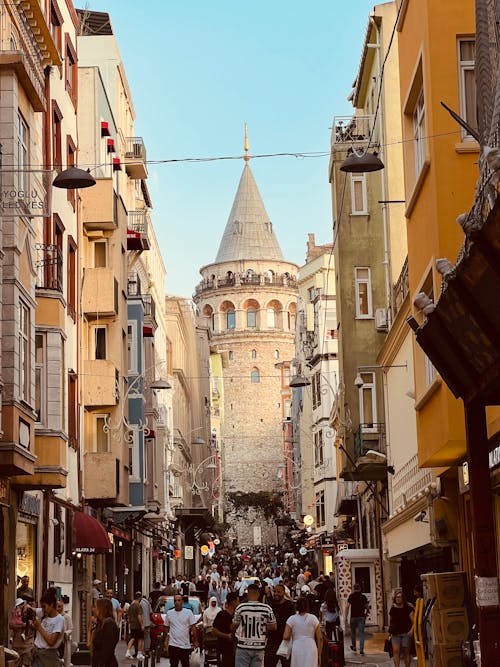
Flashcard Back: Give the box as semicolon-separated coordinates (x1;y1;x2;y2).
73;511;112;554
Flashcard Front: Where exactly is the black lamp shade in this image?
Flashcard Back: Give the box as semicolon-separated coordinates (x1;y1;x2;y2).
289;374;311;388
53;167;96;189
340;151;384;173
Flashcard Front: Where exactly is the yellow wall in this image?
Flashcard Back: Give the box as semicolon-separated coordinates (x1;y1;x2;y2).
397;0;476;466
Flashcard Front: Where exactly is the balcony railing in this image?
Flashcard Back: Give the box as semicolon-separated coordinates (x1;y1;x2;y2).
331;115;375;146
127;210;150;251
142;293;157;329
124;137;147;179
127;272;142;297
391;453;433;514
354;422;386;460
35;243;62;291
195;272;297;294
393;256;409;317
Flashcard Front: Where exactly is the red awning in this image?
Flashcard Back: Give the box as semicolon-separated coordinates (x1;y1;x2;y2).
143;326;154;337
73;512;112;554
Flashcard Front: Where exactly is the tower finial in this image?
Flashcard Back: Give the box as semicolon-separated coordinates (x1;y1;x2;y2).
244;123;250;162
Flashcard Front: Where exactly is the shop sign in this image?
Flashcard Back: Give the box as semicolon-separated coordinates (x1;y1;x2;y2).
19;492;41;523
489;443;500;471
475;575;499;607
0;478;10;507
185;545;194;560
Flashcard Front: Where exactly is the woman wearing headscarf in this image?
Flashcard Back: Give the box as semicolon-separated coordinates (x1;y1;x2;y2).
203;597;222;632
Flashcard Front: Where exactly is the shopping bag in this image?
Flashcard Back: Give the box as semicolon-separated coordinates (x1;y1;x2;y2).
384;638;393;657
277;640;292;659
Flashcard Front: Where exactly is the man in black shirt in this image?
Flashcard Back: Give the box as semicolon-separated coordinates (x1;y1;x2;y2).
265;584;295;667
212;592;239;667
149;582;164;609
345;584;369;656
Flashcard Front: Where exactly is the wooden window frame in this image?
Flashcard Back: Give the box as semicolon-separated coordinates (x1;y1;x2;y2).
67;236;77;320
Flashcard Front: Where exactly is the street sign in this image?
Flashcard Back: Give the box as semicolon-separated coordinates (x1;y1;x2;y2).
185;545;194;560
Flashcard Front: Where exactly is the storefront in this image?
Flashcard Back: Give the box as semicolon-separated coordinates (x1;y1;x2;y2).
16;491;41;592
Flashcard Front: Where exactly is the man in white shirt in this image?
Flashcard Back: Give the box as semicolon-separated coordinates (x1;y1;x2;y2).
32;590;65;667
164;594;197;667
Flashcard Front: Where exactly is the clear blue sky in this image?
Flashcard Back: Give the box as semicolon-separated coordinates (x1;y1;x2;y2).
85;1;377;296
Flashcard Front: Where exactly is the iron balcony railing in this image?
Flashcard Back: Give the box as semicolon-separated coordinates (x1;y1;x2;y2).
393;256;409;317
354;422;386;460
331;115;375;146
128;210;149;236
142;293;157;328
35;243;63;291
124;137;146;162
127;272;142;297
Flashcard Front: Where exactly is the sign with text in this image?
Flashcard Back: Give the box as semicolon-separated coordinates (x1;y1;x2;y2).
185;545;194;560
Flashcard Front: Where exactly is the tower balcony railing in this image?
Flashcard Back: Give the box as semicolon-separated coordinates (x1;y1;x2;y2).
194;272;297;294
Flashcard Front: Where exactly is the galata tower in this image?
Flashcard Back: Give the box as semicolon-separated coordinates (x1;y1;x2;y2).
194;138;298;546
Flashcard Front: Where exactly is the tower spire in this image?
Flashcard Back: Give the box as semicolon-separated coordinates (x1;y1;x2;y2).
244;123;250;162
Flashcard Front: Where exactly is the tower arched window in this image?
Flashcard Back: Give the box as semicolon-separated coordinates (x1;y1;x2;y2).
251;368;260;383
251;349;257;359
274;349;279;359
267;308;276;328
247;309;257;328
226;310;235;329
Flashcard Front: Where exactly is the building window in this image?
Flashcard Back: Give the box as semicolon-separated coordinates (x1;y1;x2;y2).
94;240;107;267
274;349;279;359
19;300;30;402
425;354;436;386
68;371;78;449
354;267;373;318
267;308;276;328
50;0;63;54
284;399;291;419
325;308;338;340
312;372;322;410
314;429;324;467
226;310;236;329
358;372;376;429
35;333;46;423
66;136;76;209
458;39;477;140
67;237;77;320
251;368;260;383
127;322;138;374
94;326;107;360
52;101;63;170
413;89;426;177
65;34;77;105
251;349;257;359
94;415;109;453
129;425;140;480
16;112;28;194
351;174;368;214
247;309;257;328
228;351;234;361
315;490;325;527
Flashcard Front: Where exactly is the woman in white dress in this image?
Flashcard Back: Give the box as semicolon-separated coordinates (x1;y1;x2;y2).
283;596;323;667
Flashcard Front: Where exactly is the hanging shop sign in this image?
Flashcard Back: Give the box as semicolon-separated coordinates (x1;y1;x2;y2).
19;492;41;524
185;546;194;560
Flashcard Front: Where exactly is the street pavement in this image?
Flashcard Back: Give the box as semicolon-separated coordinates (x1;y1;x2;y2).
111;638;420;667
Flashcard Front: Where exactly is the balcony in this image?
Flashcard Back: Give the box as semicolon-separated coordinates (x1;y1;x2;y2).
331;115;375;147
81;179;116;230
194;272;297;295
0;50;45;111
18;434;67;489
142;294;157;330
83;452;120;504
393;256;409;318
83;268;118;317
354;422;386;459
127;210;150;251
127;272;142;297
83;360;118;407
124;137;147;179
35;244;62;292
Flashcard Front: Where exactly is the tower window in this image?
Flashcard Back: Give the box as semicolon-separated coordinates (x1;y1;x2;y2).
251;349;257;359
251;368;260;383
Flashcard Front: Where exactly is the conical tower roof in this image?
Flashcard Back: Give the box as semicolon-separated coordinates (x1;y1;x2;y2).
214;163;284;263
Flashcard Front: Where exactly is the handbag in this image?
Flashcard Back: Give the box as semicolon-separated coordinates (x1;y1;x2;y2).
276;639;292;659
384;637;393;657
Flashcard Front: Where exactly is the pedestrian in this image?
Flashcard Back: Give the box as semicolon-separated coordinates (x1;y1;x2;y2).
264;584;295;667
203;597;222;632
17;576;35;601
231;584;277;667
319;590;340;641
32;590;65;667
56;600;74;667
92;580;103;603
149;582;164;609
220;580;230;606
163;578;177;596
125;591;145;661
212;592;239;667
140;594;152;654
10;598;34;667
164;593;198;667
345;583;369;656
282;596;322;667
105;590;121;623
91;598;119;667
388;590;414;667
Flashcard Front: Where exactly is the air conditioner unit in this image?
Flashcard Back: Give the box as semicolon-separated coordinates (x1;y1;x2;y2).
431;643;464;667
431;608;469;643
375;308;388;331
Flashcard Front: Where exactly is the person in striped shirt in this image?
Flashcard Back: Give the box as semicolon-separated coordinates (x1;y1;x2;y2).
231;585;277;667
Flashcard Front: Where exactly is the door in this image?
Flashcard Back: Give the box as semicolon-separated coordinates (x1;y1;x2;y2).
352;564;377;625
